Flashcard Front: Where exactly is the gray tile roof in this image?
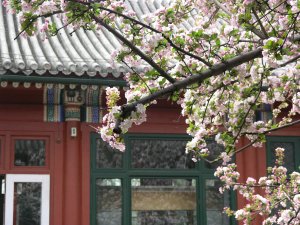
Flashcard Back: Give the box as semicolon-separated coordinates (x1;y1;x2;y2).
0;0;174;77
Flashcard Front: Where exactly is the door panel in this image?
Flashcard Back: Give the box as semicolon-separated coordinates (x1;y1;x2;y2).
5;175;50;225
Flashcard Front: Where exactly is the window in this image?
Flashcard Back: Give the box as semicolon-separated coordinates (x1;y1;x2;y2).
11;137;49;169
267;136;300;172
91;134;235;225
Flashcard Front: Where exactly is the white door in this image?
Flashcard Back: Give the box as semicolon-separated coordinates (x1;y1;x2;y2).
5;174;50;225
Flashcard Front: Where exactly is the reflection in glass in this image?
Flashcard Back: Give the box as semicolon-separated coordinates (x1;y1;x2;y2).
14;140;46;166
205;139;225;169
13;182;42;225
131;178;196;225
270;142;295;172
95;139;122;168
96;179;122;225
205;179;229;225
130;139;195;169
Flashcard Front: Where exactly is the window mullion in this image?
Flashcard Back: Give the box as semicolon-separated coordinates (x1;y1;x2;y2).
123;174;131;225
197;176;205;225
90;175;96;225
123;136;130;225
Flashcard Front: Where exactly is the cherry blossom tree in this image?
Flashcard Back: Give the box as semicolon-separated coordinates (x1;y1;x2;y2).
3;0;300;224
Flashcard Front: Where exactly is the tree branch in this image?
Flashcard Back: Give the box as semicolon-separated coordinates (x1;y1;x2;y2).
252;8;269;39
235;118;300;154
248;25;268;40
14;10;62;39
91;15;176;84
113;48;263;133
232;77;263;147
87;2;212;67
276;54;300;69
71;0;211;66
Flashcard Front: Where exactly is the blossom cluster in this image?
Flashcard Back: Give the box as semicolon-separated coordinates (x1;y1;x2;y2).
99;87;147;151
215;148;300;224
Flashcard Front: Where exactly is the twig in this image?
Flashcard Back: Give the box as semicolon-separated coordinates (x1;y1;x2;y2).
15;10;62;39
235;119;300;154
91;15;177;84
252;8;269;39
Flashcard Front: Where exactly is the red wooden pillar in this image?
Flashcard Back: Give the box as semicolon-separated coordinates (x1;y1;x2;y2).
81;124;93;225
52;123;64;225
63;121;82;225
236;137;267;225
63;90;83;225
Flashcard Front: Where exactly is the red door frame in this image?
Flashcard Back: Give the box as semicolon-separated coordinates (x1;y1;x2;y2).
0;121;64;225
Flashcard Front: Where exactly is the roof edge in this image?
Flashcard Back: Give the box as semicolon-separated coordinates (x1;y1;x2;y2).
0;74;128;87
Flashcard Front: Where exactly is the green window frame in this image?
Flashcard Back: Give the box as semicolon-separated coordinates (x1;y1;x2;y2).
266;136;300;172
91;133;236;225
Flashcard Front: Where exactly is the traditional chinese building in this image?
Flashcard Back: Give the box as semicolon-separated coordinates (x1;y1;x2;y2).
0;1;299;225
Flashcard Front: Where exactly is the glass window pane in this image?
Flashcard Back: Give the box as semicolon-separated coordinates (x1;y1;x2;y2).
14;140;46;166
130;139;195;169
205;179;230;225
269;141;295;172
131;178;196;225
14;182;42;225
96;179;122;225
204;139;224;169
95;139;123;168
